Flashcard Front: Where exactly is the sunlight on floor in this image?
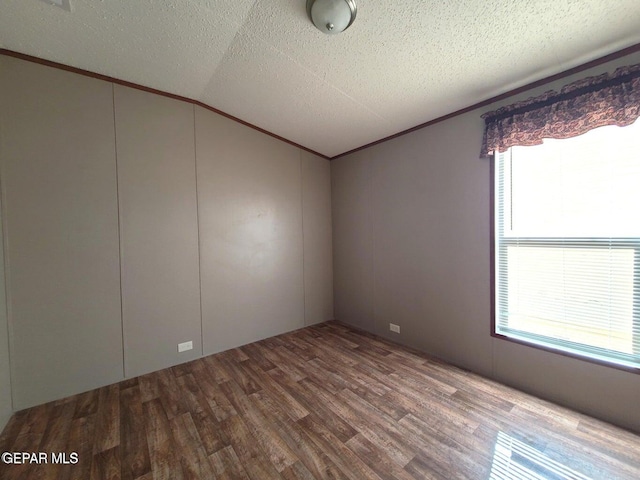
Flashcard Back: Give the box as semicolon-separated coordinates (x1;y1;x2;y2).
489;431;591;480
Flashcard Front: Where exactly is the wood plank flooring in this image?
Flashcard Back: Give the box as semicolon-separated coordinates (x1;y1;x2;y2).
1;321;639;479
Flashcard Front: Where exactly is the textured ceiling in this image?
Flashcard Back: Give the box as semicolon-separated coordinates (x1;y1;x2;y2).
1;0;640;157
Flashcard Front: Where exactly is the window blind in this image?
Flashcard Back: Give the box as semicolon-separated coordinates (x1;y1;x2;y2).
494;120;640;369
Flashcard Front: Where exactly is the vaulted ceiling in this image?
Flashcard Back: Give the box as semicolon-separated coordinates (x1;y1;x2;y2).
2;0;640;157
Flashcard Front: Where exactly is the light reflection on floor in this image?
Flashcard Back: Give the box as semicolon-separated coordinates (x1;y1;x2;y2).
489;431;591;480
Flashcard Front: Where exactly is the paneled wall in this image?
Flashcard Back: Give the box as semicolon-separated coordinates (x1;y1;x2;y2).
301;151;333;325
0;55;333;413
114;86;202;377
331;50;640;433
332;151;373;332
0;57;124;410
196;107;305;354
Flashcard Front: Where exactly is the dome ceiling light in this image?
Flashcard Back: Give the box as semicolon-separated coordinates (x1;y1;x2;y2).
307;0;357;35
39;0;72;11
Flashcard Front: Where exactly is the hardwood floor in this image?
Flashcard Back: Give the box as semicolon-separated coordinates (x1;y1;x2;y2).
1;321;639;479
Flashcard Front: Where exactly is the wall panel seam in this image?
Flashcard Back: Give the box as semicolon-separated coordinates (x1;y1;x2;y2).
300;151;307;326
112;84;127;379
0;78;16;412
193;105;205;355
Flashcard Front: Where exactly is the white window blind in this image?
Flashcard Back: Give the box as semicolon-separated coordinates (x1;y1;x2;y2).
495;120;640;370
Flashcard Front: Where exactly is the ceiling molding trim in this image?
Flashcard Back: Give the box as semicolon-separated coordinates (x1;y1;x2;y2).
330;42;640;160
0;48;331;161
3;43;640;162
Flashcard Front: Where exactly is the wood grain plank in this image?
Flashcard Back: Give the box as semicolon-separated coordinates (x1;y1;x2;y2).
119;378;139;390
218;414;282;478
403;454;452;480
347;383;407;421
219;380;298;472
276;335;317;362
155;368;187;420
170;361;195;378
202;355;232;384
240;342;277;370
143;398;184;480
319;356;392;397
169;413;216;480
301;378;414;466
0;404;53;480
241;361;310;421
209;445;250;479
346;433;417;480
266;367;357;443
174;373;208;415
65;415;97;480
38;400;77;480
137;373;160;403
93;384;120;454
120;386;151;480
398;414;491;479
90;445;120;480
190;408;227;455
253;342;307;383
0;410;29;451
280;461;316;480
250;391;350;480
38;400;76;453
297;413;384;480
189;360;238;422
2;321;639;480
215;356;262;395
74;389;100;419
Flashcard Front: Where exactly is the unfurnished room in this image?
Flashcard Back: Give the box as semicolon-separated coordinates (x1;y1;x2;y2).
0;0;639;479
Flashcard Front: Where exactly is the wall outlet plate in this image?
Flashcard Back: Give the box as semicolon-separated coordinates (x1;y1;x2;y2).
178;341;193;353
389;323;400;334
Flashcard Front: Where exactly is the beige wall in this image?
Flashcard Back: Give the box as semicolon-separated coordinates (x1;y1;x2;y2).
0;57;125;410
196;107;305;354
115;86;202;377
332;151;374;332
302;151;334;325
0;56;333;413
332;50;640;433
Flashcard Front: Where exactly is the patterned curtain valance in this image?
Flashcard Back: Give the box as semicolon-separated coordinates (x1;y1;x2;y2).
480;63;640;158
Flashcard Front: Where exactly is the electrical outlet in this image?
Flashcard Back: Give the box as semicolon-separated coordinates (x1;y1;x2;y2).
389;323;400;334
178;341;193;353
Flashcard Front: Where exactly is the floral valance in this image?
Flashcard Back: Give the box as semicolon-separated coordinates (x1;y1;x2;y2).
480;63;640;157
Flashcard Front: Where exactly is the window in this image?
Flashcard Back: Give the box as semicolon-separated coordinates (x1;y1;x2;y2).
493;119;640;370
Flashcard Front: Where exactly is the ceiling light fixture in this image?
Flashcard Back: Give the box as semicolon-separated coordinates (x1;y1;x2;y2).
39;0;72;11
307;0;357;35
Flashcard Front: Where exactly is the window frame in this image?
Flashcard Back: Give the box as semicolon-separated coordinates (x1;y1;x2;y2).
489;153;640;374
